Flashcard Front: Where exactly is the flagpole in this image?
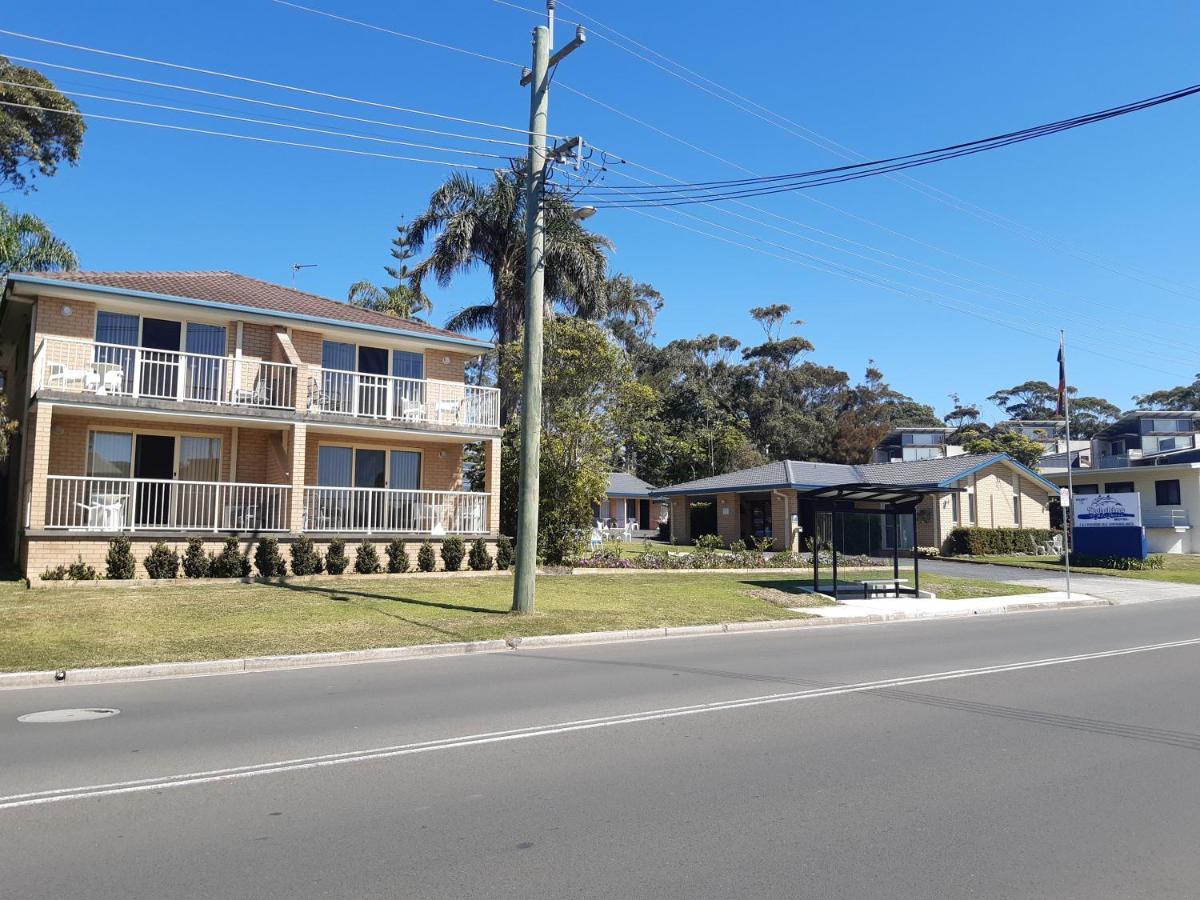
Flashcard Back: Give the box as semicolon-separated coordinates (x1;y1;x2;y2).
1060;330;1073;599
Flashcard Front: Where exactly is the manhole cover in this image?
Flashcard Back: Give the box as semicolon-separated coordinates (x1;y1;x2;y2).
18;708;120;724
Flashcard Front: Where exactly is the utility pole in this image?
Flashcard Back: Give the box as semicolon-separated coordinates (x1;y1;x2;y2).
512;2;586;614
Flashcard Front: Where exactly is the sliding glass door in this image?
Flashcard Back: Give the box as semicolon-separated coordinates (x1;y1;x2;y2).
184;324;227;403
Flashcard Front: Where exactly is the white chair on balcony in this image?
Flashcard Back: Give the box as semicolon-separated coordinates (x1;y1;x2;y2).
77;497;125;531
233;379;271;407
45;362;93;391
399;397;427;422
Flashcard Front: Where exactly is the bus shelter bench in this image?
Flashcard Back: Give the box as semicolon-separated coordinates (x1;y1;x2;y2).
861;578;910;599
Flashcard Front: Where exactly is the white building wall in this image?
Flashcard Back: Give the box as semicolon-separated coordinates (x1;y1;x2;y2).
1049;465;1199;554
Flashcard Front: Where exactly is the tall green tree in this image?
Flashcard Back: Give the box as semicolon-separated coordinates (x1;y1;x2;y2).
1134;376;1200;411
347;223;432;319
500;318;649;562
986;380;1061;419
0;202;77;275
962;430;1046;469
1;57;85;192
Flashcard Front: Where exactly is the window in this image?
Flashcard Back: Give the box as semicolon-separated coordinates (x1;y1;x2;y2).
1104;481;1135;494
322;341;356;371
1156;479;1182;506
87;431;133;478
95;311;139;346
178;436;222;482
1073;484;1099;496
966;477;977;525
317;445;354;486
950;492;960;524
393;350;424;381
389;450;421;490
1013;474;1022;525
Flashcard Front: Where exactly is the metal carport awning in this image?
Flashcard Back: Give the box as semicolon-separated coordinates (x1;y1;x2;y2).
795;483;960;600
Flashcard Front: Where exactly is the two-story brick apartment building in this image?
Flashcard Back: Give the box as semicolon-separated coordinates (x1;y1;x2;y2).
0;271;502;577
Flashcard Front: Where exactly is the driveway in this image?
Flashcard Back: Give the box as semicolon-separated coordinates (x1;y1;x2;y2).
923;559;1200;604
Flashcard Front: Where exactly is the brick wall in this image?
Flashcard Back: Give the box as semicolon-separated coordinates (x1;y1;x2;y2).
46;413;237;481
716;492;741;545
35;297;96;341
424;349;474;382
669;496;690;544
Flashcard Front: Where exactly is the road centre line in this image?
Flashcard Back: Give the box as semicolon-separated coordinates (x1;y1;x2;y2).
4;635;1200;811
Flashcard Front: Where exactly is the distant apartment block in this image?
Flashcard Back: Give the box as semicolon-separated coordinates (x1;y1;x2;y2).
872;427;964;463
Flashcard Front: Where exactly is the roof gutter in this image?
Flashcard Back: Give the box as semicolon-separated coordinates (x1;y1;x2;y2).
7;273;494;351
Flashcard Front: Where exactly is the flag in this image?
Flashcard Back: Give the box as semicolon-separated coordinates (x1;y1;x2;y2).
1055;335;1067;417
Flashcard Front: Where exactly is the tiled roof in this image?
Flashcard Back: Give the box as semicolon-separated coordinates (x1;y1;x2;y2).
11;271;489;347
605;472;658;497
652;453;1057;496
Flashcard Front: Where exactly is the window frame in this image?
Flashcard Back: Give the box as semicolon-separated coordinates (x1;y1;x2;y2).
1155;479;1182;507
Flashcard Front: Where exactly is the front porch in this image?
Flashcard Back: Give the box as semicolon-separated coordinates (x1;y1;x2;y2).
20;403;501;575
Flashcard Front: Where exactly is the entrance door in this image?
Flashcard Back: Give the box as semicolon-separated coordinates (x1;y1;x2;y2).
639;499;651;530
357;346;388;417
134;434;175;527
140;318;182;399
354;448;386;529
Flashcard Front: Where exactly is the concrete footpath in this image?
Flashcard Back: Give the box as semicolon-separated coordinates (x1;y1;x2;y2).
921;559;1200;605
795;591;1106;620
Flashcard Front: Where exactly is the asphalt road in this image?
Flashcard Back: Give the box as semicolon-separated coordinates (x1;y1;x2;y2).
922;558;1200;603
5;598;1200;898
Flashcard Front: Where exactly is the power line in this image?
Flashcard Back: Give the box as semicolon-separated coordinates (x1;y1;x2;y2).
5;80;515;160
555;161;1195;371
0;27;553;138
570;163;1200;360
0;100;494;169
546;0;1200;299
5;55;535;149
573;81;1200;206
272;0;522;69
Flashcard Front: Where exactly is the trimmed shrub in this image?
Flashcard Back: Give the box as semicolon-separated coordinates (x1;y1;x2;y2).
254;538;287;578
210;537;251;578
468;537;493;571
945;527;1056;556
354;540;381;575
40;565;67;581
441;535;465;572
417;540;436;572
182;538;210;578
656;520;671;541
290;535;323;576
67;557;98;580
1068;553;1165;571
105;535;135;580
495;535;515;570
325;538;348;575
694;534;723;551
385;539;409;574
143;542;180;579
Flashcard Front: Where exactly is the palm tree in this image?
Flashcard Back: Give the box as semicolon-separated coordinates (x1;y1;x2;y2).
0;202;77;275
405;169;612;348
346;280;432;319
347;222;433;319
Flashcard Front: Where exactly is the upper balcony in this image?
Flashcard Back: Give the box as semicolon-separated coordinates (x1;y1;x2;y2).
33;337;501;432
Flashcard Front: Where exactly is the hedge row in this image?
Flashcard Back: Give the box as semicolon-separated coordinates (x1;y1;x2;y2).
945;527;1057;556
39;535;515;581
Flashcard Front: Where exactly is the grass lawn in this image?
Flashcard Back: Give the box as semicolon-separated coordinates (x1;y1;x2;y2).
0;567;1049;673
962;554;1200;584
846;569;1048;601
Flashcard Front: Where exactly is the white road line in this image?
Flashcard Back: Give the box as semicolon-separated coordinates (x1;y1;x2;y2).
4;636;1199;811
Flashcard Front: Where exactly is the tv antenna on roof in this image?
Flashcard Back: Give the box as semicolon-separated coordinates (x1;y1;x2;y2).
290;263;318;286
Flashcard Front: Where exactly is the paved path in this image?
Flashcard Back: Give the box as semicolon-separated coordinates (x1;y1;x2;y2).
5;599;1200;898
923;558;1200;604
797;590;1101;619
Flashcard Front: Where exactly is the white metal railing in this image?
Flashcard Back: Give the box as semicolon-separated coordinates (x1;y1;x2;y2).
305;367;500;429
302;486;489;534
43;476;290;532
36;337;295;410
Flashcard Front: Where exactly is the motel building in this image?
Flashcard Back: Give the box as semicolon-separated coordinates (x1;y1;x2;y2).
0;271;503;578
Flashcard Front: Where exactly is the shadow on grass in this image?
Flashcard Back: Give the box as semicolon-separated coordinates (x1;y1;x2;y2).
269;581;507;639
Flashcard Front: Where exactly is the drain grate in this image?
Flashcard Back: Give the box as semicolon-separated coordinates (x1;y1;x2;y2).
18;708;120;724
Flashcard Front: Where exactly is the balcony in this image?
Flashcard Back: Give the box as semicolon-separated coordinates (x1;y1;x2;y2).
36;337;295;410
304;368;500;430
32;338;502;433
44;476;291;532
1097;451;1142;469
1144;509;1190;529
302;486;489;535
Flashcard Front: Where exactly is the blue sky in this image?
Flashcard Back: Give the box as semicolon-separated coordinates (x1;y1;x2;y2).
4;0;1198;418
